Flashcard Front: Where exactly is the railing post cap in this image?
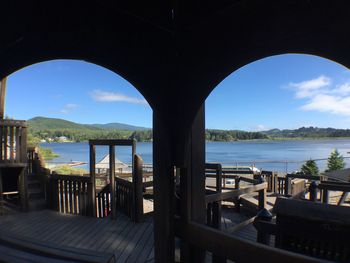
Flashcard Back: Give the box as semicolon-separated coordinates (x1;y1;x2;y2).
256;208;273;221
258;175;266;183
310;180;319;187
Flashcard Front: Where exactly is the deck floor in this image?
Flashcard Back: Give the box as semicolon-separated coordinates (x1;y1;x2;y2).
0;208;258;262
0;210;154;263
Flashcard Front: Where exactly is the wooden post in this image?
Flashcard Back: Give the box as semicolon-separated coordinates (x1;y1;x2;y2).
258;176;266;211
153;113;175;262
180;167;191;262
89;144;96;217
284;175;291;197
133;154;144;222
0;78;7;119
182;103;206;262
255;208;273;245
309;181;318;202
322;188;329;204
109;145;116;219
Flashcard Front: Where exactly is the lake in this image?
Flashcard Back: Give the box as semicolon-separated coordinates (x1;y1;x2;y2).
41;139;350;173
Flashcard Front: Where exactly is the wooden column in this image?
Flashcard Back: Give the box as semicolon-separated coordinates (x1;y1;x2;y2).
133;154;144;222
153;113;175;262
0;78;7;119
181;103;206;262
19;126;28;211
89;144;96;217
109;145;116;219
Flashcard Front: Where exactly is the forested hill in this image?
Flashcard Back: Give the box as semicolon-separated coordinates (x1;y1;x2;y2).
28;117;152;142
28;117;268;142
28;117;350;142
261;126;350;138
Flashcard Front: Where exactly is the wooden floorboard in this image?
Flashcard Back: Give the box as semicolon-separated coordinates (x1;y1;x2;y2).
0;208;260;262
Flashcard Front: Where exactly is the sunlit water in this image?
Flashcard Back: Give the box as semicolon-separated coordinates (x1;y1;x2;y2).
41;139;350;173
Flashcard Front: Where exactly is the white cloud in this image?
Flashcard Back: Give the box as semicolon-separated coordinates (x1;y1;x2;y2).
288;75;350;116
60;103;79;114
90;89;148;105
301;94;350;115
250;124;268;132
288;75;331;98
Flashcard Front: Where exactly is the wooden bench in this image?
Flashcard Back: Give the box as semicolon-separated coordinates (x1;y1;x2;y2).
0;232;115;263
254;197;350;262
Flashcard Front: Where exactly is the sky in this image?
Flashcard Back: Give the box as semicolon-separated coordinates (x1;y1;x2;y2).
5;55;350;130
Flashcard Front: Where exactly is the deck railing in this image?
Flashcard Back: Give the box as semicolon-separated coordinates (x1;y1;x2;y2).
0;119;27;164
48;174;92;216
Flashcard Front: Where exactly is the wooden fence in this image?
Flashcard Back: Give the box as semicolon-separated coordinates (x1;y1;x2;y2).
47;174;92;216
0;119;27;164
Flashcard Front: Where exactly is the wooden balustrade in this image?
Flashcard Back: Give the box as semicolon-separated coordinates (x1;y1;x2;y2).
313;181;350;205
0;119;27;164
48;174;92;216
96;184;111;218
175;218;325;263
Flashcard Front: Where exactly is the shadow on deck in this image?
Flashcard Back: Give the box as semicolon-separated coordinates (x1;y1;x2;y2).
0;210;154;263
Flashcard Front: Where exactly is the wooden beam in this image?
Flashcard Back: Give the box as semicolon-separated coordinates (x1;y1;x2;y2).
109;145;116;219
181;103;206;262
89;144;96;217
153;112;175;262
133;154;144;222
0;78;7;119
89;139;135;146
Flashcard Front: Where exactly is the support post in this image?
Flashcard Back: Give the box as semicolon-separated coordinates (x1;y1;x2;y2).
258;176;267;211
109;145;116;219
133;154;144;222
89;144;96;217
153;113;175;262
181;103;206;262
322;188;329;204
0;78;7;119
309;181;318;202
255;208;273;245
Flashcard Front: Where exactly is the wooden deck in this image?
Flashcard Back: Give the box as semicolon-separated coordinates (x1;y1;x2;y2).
0;210;154;263
0;208;259;262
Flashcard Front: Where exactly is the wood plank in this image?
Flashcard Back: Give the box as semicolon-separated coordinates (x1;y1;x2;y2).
89;139;135;146
93;215;131;252
125;223;153;262
102;219;138;253
116;222;150;261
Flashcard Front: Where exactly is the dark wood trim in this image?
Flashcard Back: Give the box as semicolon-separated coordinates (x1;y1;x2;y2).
153;113;175;262
89;144;96;217
0;78;6;119
89;139;135;146
186;221;328;263
109;145;116;219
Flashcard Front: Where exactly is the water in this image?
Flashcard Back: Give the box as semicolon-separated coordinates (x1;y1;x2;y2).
41;139;350;173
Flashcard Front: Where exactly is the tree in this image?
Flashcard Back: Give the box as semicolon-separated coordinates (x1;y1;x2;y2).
326;149;345;172
300;159;319;176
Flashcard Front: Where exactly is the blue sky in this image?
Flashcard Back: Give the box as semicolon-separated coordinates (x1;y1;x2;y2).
6;55;350;130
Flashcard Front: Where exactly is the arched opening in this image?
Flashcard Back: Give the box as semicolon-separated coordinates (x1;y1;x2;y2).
0;59;155;261
206;53;350;173
199;53;350;260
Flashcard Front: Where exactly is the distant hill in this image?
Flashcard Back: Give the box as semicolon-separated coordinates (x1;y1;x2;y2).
262;126;350;138
28;117;148;132
88;123;149;131
28;117;101;132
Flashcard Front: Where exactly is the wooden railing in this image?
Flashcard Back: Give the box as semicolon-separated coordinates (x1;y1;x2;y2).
96;183;111;218
47;174;92;216
0;119;27;164
309;181;350;205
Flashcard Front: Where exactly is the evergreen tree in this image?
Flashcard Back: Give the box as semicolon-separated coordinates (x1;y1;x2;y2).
300;159;319;176
326;149;345;172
